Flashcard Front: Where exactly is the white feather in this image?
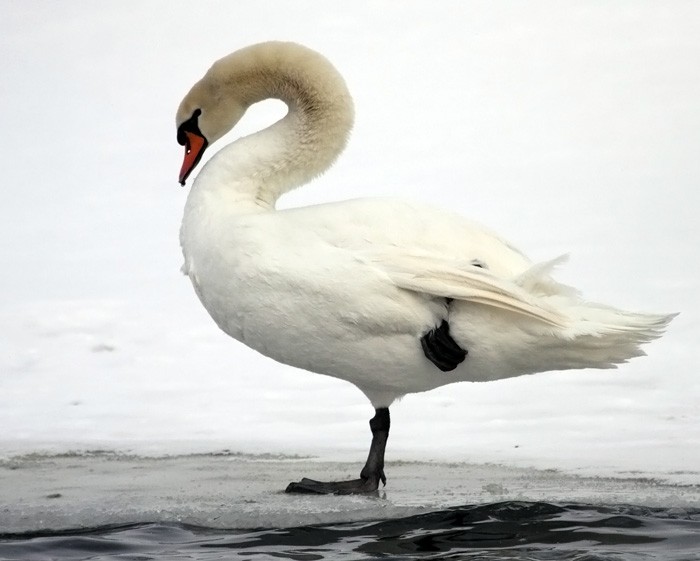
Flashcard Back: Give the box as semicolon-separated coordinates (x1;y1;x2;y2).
177;42;675;407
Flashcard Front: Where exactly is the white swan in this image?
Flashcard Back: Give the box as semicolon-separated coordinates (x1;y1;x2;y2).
176;42;675;494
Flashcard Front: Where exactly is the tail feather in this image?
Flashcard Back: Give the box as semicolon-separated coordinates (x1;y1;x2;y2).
515;258;676;340
513;259;676;370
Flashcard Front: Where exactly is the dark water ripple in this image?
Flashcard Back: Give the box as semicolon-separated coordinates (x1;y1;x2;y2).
1;502;699;561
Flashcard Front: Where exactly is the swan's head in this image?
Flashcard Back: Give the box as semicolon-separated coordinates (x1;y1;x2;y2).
176;74;247;186
176;42;354;187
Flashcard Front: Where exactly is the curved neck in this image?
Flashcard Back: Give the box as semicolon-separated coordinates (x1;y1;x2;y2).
193;49;354;212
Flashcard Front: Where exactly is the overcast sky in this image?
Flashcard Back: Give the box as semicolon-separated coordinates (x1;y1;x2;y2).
1;1;698;473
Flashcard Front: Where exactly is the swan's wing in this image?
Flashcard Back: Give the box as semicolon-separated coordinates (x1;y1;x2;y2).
365;251;569;328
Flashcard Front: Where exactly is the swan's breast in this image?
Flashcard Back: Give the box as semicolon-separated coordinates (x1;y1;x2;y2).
181;207;447;372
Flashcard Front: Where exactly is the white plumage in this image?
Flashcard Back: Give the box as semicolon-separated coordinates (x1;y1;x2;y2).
175;42;674;493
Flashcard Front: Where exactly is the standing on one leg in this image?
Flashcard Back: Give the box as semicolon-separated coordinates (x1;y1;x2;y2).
286;408;390;494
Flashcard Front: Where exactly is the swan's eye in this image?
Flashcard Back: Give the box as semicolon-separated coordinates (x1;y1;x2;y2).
471;259;488;269
177;108;203;146
177;128;188;147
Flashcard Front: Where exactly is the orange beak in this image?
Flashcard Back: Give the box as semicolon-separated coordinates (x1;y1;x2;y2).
179;131;208;186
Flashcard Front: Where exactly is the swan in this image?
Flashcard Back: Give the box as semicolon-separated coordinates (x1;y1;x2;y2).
176;41;675;494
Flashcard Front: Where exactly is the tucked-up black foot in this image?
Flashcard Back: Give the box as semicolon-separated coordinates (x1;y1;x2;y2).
421;319;467;372
285;408;390;495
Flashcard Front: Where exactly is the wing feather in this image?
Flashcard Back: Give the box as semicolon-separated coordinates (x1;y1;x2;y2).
366;251;569;328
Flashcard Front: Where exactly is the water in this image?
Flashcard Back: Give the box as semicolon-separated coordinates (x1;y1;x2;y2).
1;502;698;561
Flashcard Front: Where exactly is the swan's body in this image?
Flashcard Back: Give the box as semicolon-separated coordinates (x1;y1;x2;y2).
176;42;674;493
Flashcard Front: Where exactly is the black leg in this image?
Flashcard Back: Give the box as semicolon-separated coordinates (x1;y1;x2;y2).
285;407;391;494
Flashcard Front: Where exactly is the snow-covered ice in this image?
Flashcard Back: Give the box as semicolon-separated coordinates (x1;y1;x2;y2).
1;1;699;530
2;453;698;533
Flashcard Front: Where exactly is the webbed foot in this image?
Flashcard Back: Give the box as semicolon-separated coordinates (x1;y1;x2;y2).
285;473;385;495
284;407;390;495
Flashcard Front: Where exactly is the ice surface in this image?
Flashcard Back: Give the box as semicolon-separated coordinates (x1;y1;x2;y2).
0;1;699;530
1;452;698;533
